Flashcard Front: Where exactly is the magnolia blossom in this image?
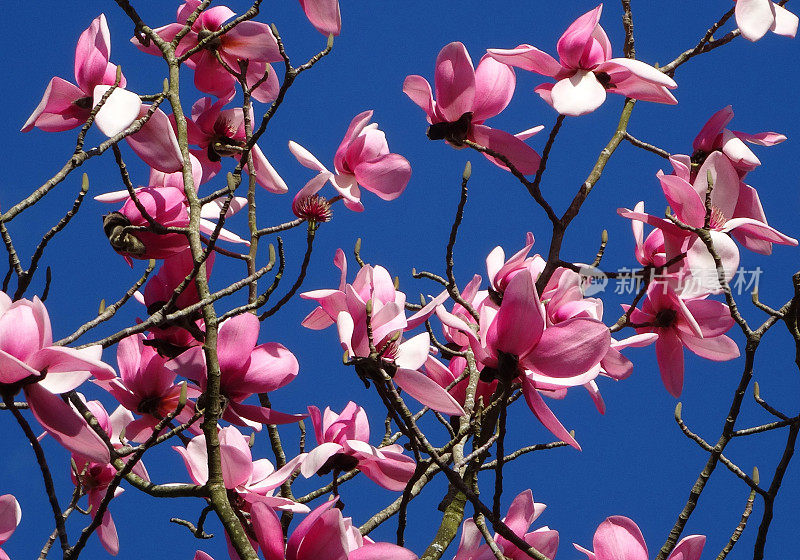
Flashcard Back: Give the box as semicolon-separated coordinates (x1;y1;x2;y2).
250;498;417;560
625;282;739;397
693;105;786;178
187;97;287;193
575;516;705;560
488;5;677;116
404;42;542;174
21;14;141;135
454;490;558;560
301;249;463;416
301;402;416;491
135;1;280;102
0;495;20;560
734;0;798;41
170;313;306;429
175;426;307;512
289;110;412;213
298;0;342;36
0;292;115;462
98;333;201;442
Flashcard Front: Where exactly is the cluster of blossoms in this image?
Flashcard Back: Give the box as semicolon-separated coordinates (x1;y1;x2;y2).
3;0;798;559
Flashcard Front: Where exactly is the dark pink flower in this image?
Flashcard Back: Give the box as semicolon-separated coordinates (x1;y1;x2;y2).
404;42;542;174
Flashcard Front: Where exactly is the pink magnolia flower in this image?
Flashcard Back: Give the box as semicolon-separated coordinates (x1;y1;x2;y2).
301;249;463;416
136;1;280;102
98;333;201;442
290;110;412;212
575;516;705;560
404;42;543;174
625;282;739;397
693;106;787;178
71;401;149;556
488;5;677;116
300;401;416;491
21;14;141;135
0;292;115;462
454;490;558;560
175;426;307;512
437;268;610;449
298;0;341;36
187;97;286;193
170;313;306;429
250;498;417;560
0;495;20;560
735;0;798;41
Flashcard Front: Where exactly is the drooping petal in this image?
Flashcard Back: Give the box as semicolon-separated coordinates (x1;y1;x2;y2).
522;377;580;450
393;368;465;416
486;45;563;77
126;105;184;173
248;145;288;193
470;125;541;175
402;76;437;122
21;77;87;132
655;330;685;397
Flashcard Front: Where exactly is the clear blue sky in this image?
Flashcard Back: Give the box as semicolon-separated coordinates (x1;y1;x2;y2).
1;1;799;559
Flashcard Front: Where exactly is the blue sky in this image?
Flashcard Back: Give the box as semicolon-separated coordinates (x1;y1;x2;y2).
1;1;799;559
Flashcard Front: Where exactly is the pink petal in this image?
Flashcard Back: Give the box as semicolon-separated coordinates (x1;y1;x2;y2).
771;3;799;36
486;45;563;78
681;333;740;362
402;76;436;122
470;124;541;175
25;384;110;463
353;153;411;201
598;58;678;105
251;503;285;560
522;377;580;450
0;495;20;544
217;313;260;374
248;145;288;193
21;77;87;132
240;342;299;393
92;86;142;137
593;516;648;560
127;105;184;173
487;270;544;357
353;449;416;491
393;368;465;416
556;5;604;69
655;330;685;397
668;535;706;560
222;21;280;62
298;0;342;36
434;42;476;122
526;318;610;378
74;14;112;92
349;543;418;560
289;141;330;173
472;55;516;122
693;106;733;152
657;172;705;228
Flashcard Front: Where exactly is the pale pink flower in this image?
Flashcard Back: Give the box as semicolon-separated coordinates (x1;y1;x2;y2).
298;0;341;36
300;402;416;491
250;498;417;560
735;0;798;41
488;5;677;116
0;495;20;560
575;516;705;560
289;110;412;212
625;282;739;397
404;42;542;174
170;313;306;429
0;292;115;463
454;490;558;560
175;426;307;512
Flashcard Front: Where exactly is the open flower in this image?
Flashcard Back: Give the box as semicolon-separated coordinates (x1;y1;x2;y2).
300;401;416;491
404;42;542;174
22;14;141;135
488;5;677;116
289;110;411;212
